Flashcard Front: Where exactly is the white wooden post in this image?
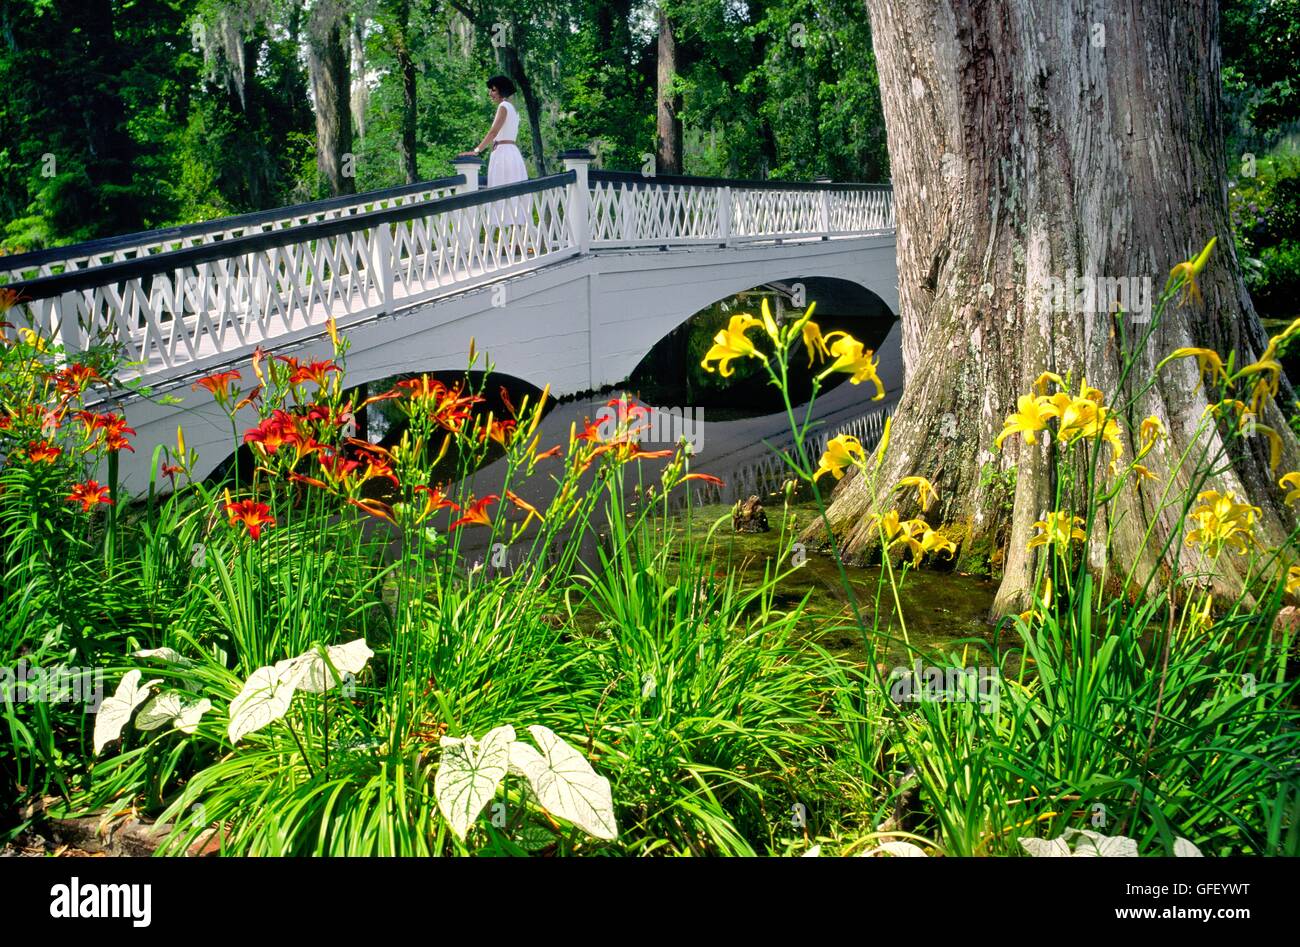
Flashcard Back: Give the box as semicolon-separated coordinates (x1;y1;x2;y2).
814;176;832;238
370;223;395;309
561;149;594;254
57;291;82;357
718;186;732;246
451;155;482;262
451;155;482;195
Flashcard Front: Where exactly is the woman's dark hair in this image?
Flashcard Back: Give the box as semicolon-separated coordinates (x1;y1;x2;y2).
487;75;516;97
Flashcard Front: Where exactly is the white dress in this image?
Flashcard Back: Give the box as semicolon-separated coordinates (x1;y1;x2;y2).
487;101;528;227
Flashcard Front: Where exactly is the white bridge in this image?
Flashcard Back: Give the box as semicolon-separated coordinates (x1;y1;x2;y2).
3;151;898;491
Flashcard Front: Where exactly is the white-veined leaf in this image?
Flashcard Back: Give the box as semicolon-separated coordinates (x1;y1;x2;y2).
859;840;928;857
1066;829;1138;857
93;670;161;754
136;692;211;733
1019;836;1072;857
802;845;822;857
278;638;373;693
509;725;617;841
434;725;515;841
133;647;194;667
227;666;296;743
1173;837;1203;857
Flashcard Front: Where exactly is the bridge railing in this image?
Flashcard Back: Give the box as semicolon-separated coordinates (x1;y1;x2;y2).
586;169;894;246
6;172;577;385
3;158;892;389
0;175;466;285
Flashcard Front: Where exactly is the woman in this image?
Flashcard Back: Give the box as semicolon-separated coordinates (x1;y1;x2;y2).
460;75;529;234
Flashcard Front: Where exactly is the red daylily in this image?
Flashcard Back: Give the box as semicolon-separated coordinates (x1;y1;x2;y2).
67;480;113;512
317;450;362;487
483;418;517;448
449;494;498;530
244;411;301;457
279;356;341;388
413;484;459;523
26;440;61;463
193;370;242;403
99;414;136;453
505;490;544;525
53;363;100;396
224;497;276;540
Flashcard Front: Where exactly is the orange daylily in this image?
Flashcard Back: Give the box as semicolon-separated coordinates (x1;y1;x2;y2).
25;441;61;463
224;497;276;540
193;370;242;404
67;480;113;512
449;494;499;530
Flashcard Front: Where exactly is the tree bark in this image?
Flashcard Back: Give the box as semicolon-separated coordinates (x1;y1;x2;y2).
308;0;355;196
806;0;1298;616
393;0;419;184
656;3;683;174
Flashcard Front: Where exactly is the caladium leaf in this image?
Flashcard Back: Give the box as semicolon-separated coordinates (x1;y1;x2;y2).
133;647;194;667
136;692;212;733
227;666;296;743
1066;829;1138;857
859;840;928;857
278;638;373;693
434;725;516;841
94;670;162;755
1173;837;1203;857
1019;836;1073;857
508;725;617;841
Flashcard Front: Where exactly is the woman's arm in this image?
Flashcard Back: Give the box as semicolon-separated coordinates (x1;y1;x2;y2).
469;105;508;156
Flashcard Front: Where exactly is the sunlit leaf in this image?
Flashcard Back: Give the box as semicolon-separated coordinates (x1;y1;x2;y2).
435;725;515;841
93;670;161;755
859;840;928;857
278;638;373;694
136;692;212;733
508;725;617;841
227;666;296;743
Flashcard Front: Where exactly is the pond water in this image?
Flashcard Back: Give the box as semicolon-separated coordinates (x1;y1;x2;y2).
430;313;1001;667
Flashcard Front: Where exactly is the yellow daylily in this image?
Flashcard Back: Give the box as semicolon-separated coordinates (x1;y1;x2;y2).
1166;236;1216;305
1027;511;1088;553
813;434;866;481
801;320;832;367
896;475;938;512
1138;415;1165;459
1286;565;1300;598
1130;463;1158;483
1033;372;1065;396
701;314;765;377
760;298;780;343
1019;575;1053;624
1185;489;1260;557
818;332;886;399
1253;422;1285;472
896;525;957;565
1281;471;1300;507
1163;347;1228;392
1236;354;1283;416
995;394;1058;448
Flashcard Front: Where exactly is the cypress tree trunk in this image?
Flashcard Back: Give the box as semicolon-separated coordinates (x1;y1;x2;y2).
806;0;1298;616
656;3;683;174
308;0;355;196
394;0;419;184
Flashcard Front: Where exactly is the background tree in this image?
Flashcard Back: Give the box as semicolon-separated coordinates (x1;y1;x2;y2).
307;0;356;196
807;0;1300;615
